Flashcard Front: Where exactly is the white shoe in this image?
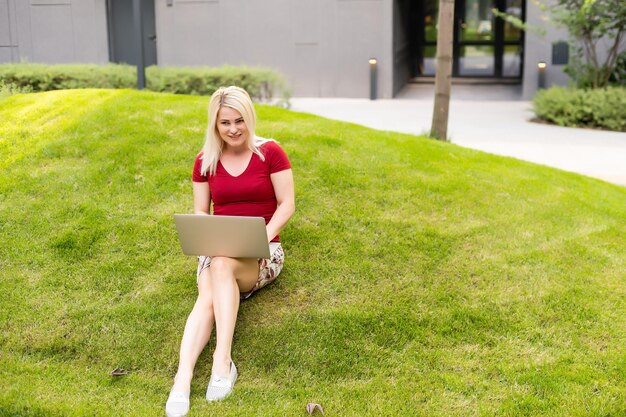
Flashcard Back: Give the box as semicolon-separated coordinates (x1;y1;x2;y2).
206;361;238;402
165;391;190;417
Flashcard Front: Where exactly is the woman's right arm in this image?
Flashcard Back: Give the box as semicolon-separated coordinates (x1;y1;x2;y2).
193;181;211;215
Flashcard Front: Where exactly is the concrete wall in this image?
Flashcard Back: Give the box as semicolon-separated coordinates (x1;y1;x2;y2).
156;0;394;98
522;0;570;99
0;0;109;64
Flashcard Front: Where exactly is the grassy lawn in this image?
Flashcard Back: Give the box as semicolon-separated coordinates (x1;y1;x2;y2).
1;89;625;417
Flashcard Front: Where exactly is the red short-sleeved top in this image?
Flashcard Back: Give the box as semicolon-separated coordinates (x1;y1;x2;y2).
192;140;291;242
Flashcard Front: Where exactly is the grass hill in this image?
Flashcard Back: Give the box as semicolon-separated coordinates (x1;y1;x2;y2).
0;89;624;417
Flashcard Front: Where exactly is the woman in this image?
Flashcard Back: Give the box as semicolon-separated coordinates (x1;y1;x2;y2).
166;86;295;417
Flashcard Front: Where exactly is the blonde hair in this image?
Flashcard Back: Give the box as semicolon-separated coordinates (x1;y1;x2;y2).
200;86;269;176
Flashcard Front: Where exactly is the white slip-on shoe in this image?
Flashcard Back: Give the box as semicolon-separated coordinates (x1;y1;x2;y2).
206;361;238;402
165;391;190;417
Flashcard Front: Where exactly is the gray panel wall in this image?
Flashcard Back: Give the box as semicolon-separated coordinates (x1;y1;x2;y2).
522;0;570;99
156;0;394;98
0;0;18;61
392;0;410;96
0;0;109;64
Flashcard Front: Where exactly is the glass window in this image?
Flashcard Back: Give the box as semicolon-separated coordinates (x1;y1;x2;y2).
504;0;523;41
459;45;495;76
424;0;439;42
421;46;437;76
461;0;495;41
502;45;522;77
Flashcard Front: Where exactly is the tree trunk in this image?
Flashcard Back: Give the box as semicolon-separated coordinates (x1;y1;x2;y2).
430;0;455;141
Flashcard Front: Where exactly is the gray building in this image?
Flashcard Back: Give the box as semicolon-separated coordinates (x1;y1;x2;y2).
1;0;574;99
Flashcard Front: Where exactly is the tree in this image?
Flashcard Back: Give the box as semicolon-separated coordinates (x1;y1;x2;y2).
549;0;626;88
429;0;455;141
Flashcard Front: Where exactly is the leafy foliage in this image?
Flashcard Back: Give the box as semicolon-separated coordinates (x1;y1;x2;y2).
550;0;626;88
533;86;626;131
145;65;290;103
0;80;32;98
0;63;290;102
490;7;547;37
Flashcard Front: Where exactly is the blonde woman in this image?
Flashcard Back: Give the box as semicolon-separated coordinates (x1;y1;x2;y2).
166;86;295;417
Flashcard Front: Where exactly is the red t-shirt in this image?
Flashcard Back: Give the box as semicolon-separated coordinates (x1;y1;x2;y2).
192;140;291;242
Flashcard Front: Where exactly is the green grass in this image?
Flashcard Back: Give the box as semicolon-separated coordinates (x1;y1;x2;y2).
1;89;625;417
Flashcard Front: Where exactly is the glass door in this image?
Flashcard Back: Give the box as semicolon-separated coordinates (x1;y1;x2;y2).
413;0;524;79
415;0;439;77
455;0;496;76
501;0;524;77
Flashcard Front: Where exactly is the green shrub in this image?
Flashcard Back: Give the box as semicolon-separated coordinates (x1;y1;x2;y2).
0;63;290;102
145;65;290;102
0;80;32;98
532;86;626;132
0;63;135;91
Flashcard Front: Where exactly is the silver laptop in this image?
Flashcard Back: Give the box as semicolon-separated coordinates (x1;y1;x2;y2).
173;214;271;258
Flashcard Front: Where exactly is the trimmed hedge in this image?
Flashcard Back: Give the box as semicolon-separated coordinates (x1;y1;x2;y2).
0;63;135;91
533;86;626;132
0;63;290;102
145;65;288;102
0;80;32;98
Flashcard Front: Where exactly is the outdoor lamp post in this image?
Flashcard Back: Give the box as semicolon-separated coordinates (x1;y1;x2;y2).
537;61;547;90
369;58;377;100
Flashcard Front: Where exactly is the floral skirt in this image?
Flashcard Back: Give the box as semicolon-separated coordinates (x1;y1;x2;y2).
196;244;285;299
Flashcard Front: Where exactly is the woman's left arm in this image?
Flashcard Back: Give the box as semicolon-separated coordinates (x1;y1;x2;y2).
266;168;295;242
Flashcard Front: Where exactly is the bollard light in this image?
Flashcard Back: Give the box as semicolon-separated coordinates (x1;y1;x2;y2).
537;61;547;90
369;58;377;100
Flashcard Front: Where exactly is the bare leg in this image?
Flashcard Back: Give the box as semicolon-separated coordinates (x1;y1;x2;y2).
171;269;215;393
208;257;259;376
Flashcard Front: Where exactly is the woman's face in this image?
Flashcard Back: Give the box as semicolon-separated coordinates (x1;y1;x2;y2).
216;106;249;150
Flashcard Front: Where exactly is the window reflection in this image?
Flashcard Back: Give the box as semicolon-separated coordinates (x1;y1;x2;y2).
459;46;495;76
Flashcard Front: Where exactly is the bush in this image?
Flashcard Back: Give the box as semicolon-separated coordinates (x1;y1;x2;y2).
0;63;135;91
0;63;290;102
532;86;626;132
145;65;289;102
0;80;32;98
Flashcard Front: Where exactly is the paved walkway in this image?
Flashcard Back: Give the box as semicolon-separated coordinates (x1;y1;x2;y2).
290;84;626;187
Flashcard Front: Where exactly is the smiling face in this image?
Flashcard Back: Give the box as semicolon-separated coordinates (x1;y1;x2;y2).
216;106;249;151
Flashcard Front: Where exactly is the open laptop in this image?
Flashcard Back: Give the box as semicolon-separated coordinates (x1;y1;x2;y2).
173;214;271;259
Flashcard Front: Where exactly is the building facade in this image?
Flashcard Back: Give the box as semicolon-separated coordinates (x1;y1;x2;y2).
1;0;573;99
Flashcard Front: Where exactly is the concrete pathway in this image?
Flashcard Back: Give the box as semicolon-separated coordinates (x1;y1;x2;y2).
289;84;626;187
